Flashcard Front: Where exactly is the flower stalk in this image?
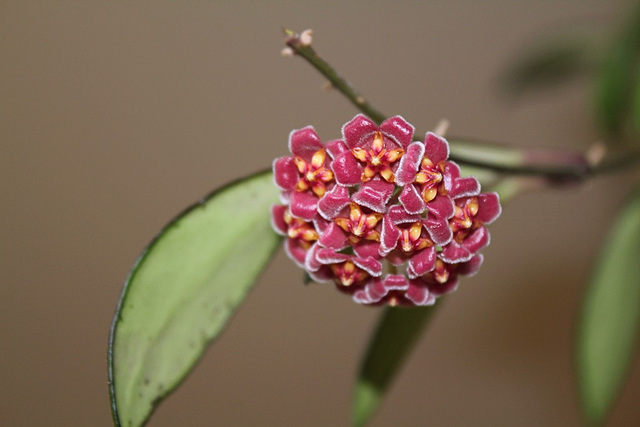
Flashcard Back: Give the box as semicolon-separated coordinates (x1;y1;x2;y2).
284;28;386;124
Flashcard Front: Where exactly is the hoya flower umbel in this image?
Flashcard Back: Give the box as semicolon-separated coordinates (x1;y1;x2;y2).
272;114;501;307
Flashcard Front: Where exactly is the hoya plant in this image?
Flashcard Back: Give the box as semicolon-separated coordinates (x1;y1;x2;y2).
108;5;640;426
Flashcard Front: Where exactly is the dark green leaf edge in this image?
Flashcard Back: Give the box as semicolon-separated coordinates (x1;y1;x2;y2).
575;185;640;426
594;2;640;139
107;168;280;427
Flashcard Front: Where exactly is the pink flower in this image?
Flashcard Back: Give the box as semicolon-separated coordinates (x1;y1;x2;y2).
318;202;384;259
379;205;438;279
272;115;501;307
397;132;476;217
422;256;484;297
274;126;337;220
331;114;415;185
271;204;326;267
440;193;501;263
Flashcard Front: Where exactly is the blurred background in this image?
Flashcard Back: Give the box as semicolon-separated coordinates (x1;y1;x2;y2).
2;1;639;425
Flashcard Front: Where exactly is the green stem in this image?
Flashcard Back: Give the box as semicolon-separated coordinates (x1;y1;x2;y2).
285;30;386;124
284;29;640;182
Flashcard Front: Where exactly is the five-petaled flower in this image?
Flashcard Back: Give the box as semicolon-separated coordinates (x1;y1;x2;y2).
272;114;501;306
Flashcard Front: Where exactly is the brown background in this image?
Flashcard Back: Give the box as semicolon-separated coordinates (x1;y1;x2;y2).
2;1;639;426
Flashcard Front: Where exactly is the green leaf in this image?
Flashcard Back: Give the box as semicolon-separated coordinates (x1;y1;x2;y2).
352;305;440;427
108;170;281;427
595;3;640;139
576;185;640;425
595;43;640;138
634;71;640;136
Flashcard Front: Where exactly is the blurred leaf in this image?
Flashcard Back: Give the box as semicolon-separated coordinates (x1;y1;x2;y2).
595;44;640;138
108;170;280;427
501;38;593;98
576;185;640;425
634;70;640;136
595;3;640;140
352;305;439;427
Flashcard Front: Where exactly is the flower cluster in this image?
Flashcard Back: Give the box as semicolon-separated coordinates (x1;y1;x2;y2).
272;115;501;306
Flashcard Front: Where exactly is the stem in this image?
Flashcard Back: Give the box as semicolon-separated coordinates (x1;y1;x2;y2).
284;31;386;124
284;29;640;182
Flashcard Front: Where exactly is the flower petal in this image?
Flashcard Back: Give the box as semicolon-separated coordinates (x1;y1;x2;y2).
406;280;436;306
278;189;292;204
427;276;459;297
353;257;383;277
290;191;318;220
380;116;415;149
308;265;334;283
352;290;369;304
383;274;410;291
366;278;389;301
273;157;299;190
426;195;455;219
288;126;323;159
318;222;348;250
449;176;481;199
304;243;323;272
440;241;473;263
476;192;502;224
461;227;490;254
458;254;484;276
315;247;349;265
380;215;401;256
352;179;395;213
285;238;308;267
354;240;382;259
354;278;386;304
423;132;449;164
270;205;288;235
395;141;425;186
399;185;426;215
325;139;349;159
442;161;460;192
312;216;330;234
342;114;378;148
332;151;363;185
407;247;436;278
424;217;453;246
317;185;351;220
388;204;422;224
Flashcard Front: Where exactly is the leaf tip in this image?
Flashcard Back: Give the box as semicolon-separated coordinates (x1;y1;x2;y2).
351;380;380;427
